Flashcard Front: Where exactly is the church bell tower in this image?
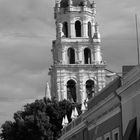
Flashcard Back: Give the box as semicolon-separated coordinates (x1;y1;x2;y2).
49;0;106;104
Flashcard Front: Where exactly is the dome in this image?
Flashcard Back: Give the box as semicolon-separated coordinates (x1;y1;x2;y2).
60;0;91;8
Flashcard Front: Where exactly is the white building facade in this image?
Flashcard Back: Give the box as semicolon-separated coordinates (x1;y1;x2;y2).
49;0;106;104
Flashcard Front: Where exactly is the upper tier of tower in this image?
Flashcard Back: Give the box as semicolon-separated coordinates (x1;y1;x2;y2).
54;0;96;18
54;0;101;42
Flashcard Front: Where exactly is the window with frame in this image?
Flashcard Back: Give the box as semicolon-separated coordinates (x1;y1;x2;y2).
104;132;110;140
112;128;119;140
75;20;82;37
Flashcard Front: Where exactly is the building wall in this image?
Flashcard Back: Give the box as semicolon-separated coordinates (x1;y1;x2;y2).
117;65;140;139
60;112;122;140
119;80;140;138
88;113;122;140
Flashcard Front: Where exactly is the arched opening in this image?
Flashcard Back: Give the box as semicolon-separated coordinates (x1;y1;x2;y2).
84;48;91;64
88;22;92;38
67;80;77;102
86;80;95;99
62;22;68;37
75;20;81;37
68;48;75;64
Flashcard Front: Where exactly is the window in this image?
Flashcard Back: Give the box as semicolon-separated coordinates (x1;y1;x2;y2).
67;48;75;64
88;22;92;37
67;80;77;102
112;128;119;140
104;132;110;140
75;20;81;37
86;80;94;99
84;48;91;64
62;22;68;37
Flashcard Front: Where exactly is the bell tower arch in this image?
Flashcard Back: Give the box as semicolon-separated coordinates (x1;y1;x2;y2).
49;0;106;104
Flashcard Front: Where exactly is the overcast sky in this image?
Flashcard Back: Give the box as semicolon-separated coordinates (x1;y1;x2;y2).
0;0;139;126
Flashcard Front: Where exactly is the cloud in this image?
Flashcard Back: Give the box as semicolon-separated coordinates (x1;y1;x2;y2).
0;0;139;127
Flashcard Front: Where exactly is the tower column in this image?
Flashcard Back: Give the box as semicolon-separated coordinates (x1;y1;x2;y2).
83;84;87;103
91;23;95;37
79;72;87;103
91;48;95;64
64;83;67;100
77;47;83;64
62;48;66;64
58;23;63;39
95;45;102;64
70;21;75;38
57;80;61;101
61;78;67;100
83;21;88;38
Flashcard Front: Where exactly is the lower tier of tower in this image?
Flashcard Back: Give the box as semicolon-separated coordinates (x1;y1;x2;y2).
49;64;106;104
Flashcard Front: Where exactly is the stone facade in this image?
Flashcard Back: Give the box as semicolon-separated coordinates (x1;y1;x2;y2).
49;0;106;104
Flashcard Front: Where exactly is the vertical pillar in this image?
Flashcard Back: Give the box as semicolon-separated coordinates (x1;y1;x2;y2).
82;83;87;103
57;81;61;101
83;21;88;38
95;45;102;64
77;47;83;64
91;48;94;64
92;23;95;37
79;74;87;104
70;21;75;38
58;23;63;38
62;48;66;64
63;84;67;100
61;79;67;100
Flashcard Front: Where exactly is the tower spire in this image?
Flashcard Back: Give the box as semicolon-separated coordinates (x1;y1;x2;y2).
45;82;51;100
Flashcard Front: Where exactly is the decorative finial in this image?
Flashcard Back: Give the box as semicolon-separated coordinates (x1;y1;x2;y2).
62;117;65;127
71;109;75;120
74;107;78;118
81;102;86;113
93;22;101;40
45;82;51;100
64;115;69;125
95;22;99;33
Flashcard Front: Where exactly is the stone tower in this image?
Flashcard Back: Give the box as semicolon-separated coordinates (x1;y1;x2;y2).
49;0;106;104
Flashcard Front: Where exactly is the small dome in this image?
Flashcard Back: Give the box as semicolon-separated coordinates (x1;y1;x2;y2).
60;0;91;8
